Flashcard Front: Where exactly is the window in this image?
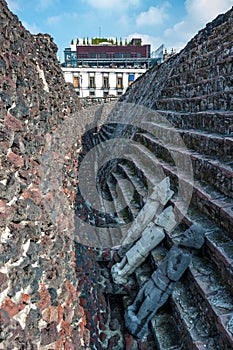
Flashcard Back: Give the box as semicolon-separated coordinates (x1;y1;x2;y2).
117;77;123;89
89;91;95;96
103;91;108;97
103;76;109;89
128;73;135;86
73;76;79;88
117;90;123;96
89;76;95;88
107;52;114;58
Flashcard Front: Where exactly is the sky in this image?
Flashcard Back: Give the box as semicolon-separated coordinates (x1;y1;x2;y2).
6;0;233;62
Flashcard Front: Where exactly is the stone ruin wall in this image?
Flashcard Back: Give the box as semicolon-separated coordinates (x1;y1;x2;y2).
0;0;97;348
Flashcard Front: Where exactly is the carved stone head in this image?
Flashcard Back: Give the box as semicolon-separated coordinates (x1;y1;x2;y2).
179;224;205;249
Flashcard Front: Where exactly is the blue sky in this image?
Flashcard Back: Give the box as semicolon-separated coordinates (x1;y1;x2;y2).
6;0;233;62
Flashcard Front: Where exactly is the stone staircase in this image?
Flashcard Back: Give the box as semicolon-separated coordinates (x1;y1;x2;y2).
74;8;233;350
77;101;233;348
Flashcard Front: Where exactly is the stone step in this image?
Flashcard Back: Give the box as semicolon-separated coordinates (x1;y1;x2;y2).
159;72;233;101
111;171;140;219
150;232;233;349
122;152;164;194
171;278;222;350
188;255;233;349
100;124;116;138
106;176;133;223
135;132;233;198
151;311;183;350
125;143;233;235
102;123;117;132
149;245;222;349
168;202;233;291
147;110;233;136
205;230;233;293
155;90;233;114
98;130;107;143
141;120;233;159
117;162;148;199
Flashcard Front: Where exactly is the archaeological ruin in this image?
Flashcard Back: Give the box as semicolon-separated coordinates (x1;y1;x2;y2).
0;0;232;349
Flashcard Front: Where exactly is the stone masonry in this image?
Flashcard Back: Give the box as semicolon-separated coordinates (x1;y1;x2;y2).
75;6;233;350
1;1;233;349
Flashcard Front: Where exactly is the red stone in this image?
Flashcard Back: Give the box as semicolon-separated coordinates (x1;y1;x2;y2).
99;332;107;342
42;306;58;323
57;304;64;324
7;151;24;168
99;323;107;331
21;186;42;204
60;320;71;336
0;296;25;317
36;284;51;311
64;341;75;350
125;334;136;350
4;113;23;131
79;297;86;307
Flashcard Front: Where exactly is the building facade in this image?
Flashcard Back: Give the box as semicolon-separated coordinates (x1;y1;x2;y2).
63;66;147;98
62;38;163;98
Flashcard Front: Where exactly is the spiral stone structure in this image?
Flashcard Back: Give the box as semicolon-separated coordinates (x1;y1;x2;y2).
0;0;233;349
75;6;233;349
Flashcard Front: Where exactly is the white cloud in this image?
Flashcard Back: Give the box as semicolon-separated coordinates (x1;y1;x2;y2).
47;15;62;26
22;21;40;34
37;0;59;10
47;13;79;26
185;0;233;23
136;2;170;27
164;0;233;49
84;0;140;11
6;0;20;12
126;33;163;52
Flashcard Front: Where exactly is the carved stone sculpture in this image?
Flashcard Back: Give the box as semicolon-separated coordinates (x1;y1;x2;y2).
112;224;165;285
124;224;205;338
121;177;174;245
111;205;177;285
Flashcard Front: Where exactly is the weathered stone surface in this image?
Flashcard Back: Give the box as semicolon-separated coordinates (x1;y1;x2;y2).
0;0;93;348
112;224;165;285
121;177;173;245
125;224;205;338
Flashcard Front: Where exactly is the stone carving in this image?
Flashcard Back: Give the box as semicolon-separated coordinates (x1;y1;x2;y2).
112;179;176;285
124;224;205;338
111;224;165;285
154;205;177;233
121;177;174;245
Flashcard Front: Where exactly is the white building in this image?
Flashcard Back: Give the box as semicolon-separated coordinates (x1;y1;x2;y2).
61;38;163;98
62;67;146;98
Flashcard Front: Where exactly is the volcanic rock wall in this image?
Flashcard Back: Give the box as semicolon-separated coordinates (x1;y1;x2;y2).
0;0;98;348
